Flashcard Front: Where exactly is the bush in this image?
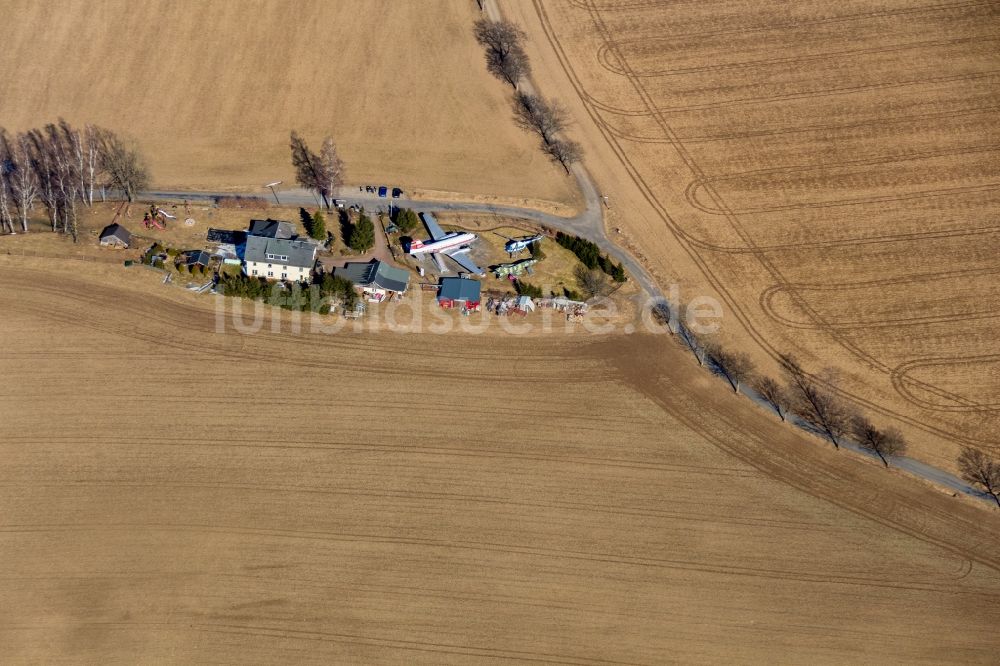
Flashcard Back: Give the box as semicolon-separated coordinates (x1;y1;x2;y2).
166;247;180;257
555;232;626;282
529;240;546;260
309;210;327;240
349;211;376;253
153;258;165;270
394;208;420;234
563;287;582;301
177;262;189;275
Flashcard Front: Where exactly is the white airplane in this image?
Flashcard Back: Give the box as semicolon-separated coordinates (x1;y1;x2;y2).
408;213;485;276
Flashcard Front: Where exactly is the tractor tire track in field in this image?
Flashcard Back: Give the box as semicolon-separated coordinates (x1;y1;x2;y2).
575;0;974;423
596;34;1000;79
892;354;1000;412
568;0;993;35
0;479;830;531
615;104;1000;145
0;522;986;596
579;69;1000;116
531;0;1000;444
593;337;1000;577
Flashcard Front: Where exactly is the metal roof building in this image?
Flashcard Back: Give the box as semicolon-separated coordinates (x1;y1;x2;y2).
438;277;481;309
99;223;132;248
335;260;410;294
248;219;296;239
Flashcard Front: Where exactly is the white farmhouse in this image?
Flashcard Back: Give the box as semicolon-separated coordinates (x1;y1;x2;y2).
244;235;317;282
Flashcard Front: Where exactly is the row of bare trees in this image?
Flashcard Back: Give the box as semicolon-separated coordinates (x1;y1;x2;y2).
474;18;582;173
663;314;1000;505
289;131;345;211
474;17;530;89
0;120;148;241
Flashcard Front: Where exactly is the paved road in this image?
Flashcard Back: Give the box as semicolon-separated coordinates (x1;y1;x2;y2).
135;0;994;507
145;175;663;303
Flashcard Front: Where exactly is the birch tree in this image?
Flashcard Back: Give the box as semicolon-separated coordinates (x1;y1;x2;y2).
317;137;345;211
0;132;14;234
25;128;59;231
9;134;38;232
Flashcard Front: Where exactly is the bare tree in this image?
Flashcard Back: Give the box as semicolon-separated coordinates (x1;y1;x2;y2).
705;344;755;393
753;375;787;421
852;416;907;467
290;131;326;208
8;133;39;232
574;264;609;299
0;132;14;234
676;320;709;366
47;122;82;239
24;128;59;230
94;127;149;202
513;92;567;145
83;124;101;205
59;119;89;208
317;137;345;211
782;355;853;449
543;138;582;173
958;448;1000;507
474;18;530;88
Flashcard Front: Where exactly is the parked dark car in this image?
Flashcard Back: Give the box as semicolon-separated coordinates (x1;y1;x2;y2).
378;186;388;198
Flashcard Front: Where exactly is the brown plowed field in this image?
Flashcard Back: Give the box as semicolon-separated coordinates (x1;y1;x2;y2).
1;257;999;662
507;0;1000;469
0;0;578;207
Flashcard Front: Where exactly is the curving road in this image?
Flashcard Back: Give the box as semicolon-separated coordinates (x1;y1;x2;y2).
143;164;663;302
133;0;995;507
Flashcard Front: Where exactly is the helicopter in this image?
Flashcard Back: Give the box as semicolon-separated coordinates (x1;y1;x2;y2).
495;232;544;257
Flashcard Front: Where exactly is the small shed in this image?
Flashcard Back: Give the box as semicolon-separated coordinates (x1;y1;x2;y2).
438;277;481;310
514;295;535;315
99;223;132;249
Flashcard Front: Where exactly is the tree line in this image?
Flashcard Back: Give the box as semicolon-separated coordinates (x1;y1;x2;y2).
219;270;358;314
0;120;149;241
555;231;626;282
660;313;1000;504
473;18;582;173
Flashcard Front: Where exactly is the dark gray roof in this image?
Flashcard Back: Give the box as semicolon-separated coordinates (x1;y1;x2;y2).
439;277;481;302
99;223;131;244
248;219;295;239
185;250;211;267
334;260;410;293
244;235;317;269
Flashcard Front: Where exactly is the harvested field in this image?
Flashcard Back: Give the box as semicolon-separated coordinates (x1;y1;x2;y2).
509;0;1000;469
0;0;578;207
0;257;1000;664
1;258;1000;662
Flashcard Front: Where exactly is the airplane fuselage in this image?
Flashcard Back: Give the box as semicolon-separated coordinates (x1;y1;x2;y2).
505;235;544;254
409;232;477;255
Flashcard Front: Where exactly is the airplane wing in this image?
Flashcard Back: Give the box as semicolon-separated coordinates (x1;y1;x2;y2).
443;247;485;276
420;212;447;241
